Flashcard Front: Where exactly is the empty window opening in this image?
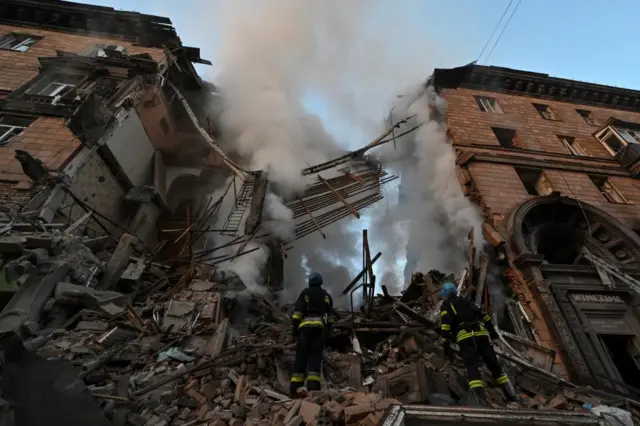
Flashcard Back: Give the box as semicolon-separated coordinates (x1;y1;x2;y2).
559;135;587;156
533;103;558;120
514;168;552;196
0;33;42;52
599;335;640;390
0;115;35;146
589;176;628;204
492;127;517;148
475;96;502;113
83;44;126;58
576;109;599;126
535;224;585;264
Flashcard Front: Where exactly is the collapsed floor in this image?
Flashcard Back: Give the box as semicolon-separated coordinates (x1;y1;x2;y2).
0;213;637;426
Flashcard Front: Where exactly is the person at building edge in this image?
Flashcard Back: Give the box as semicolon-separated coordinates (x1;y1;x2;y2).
439;282;520;402
289;272;335;396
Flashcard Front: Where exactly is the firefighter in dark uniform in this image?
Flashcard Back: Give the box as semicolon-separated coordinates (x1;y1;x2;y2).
439;282;519;402
290;272;335;396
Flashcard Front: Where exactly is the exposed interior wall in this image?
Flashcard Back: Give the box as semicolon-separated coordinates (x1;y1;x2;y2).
103;107;155;187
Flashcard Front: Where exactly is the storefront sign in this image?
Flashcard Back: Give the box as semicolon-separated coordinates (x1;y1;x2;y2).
590;318;632;334
571;293;625;304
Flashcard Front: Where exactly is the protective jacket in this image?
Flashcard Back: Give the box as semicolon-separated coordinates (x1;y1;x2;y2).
291;286;335;332
440;295;497;344
289;282;335;396
439;294;518;402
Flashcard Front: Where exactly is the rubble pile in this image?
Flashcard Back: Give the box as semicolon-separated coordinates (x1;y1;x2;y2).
0;215;637;426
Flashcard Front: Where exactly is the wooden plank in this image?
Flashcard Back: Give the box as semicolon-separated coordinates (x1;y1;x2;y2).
317;174;360;219
206;318;228;357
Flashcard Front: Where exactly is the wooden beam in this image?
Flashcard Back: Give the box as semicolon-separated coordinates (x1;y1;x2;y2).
345;171;364;182
317;174;360;219
298;197;326;239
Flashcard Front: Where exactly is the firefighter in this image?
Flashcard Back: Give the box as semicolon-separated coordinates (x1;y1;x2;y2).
439;282;519;402
289;272;334;396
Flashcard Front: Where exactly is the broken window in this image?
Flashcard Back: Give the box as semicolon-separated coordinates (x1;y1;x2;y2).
492;127;518;148
0;33;42;52
515;168;553;196
475;96;502;113
595;126;640;156
533;103;558;120
558;135;587;156
82;44;126;58
0;115;35;146
576;109;599;126
589;176;628;204
26;73;85;104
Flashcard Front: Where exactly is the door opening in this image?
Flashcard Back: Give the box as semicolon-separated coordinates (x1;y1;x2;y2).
599;334;640;390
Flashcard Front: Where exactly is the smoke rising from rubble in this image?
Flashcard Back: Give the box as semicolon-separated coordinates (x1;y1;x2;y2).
370;85;484;291
209;0;468;300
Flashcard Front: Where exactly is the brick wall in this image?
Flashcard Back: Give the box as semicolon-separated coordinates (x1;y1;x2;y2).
0;116;80;187
0;25;165;91
443;87;640;378
445;88;640;228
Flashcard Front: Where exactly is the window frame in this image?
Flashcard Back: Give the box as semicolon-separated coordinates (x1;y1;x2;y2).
589;176;629;204
595;125;640;156
558;135;588;156
21;72;89;105
576;109;599;126
0;33;42;52
533;103;558;121
0;115;36;146
474;95;502;114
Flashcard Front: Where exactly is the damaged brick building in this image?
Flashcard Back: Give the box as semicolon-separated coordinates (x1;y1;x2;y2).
0;0;227;253
432;63;640;396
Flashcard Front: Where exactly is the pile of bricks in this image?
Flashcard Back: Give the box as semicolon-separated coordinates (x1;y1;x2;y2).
0;207;637;425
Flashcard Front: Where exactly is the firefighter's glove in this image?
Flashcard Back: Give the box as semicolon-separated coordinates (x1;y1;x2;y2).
291;326;298;341
489;329;499;341
443;345;455;362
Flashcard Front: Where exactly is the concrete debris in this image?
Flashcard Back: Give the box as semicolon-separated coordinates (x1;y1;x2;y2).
0;217;636;426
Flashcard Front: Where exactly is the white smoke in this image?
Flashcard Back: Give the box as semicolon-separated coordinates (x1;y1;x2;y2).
369;85;484;291
206;0;473;297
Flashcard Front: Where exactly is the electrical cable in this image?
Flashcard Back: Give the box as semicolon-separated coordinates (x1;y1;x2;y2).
484;0;524;64
476;0;515;63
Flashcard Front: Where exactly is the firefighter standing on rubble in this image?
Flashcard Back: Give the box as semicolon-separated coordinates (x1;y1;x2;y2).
289;272;335;396
439;282;520;402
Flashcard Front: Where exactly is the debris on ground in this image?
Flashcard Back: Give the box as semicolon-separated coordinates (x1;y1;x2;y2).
0;213;637;426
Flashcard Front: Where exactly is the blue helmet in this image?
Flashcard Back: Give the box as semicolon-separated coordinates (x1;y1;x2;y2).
308;272;323;287
441;282;457;299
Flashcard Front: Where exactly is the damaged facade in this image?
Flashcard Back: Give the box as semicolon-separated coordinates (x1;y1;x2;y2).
431;63;640;398
0;0;222;252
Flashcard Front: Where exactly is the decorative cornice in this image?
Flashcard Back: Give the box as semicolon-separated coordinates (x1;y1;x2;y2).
456;147;631;177
432;64;640;113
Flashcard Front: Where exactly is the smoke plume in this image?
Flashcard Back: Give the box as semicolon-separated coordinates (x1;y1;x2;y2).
208;0;474;299
369;85;484;291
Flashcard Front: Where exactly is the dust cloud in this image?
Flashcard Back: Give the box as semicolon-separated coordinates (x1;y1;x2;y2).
205;0;478;301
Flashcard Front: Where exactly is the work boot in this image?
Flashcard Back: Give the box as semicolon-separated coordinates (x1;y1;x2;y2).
501;382;520;402
470;387;487;406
